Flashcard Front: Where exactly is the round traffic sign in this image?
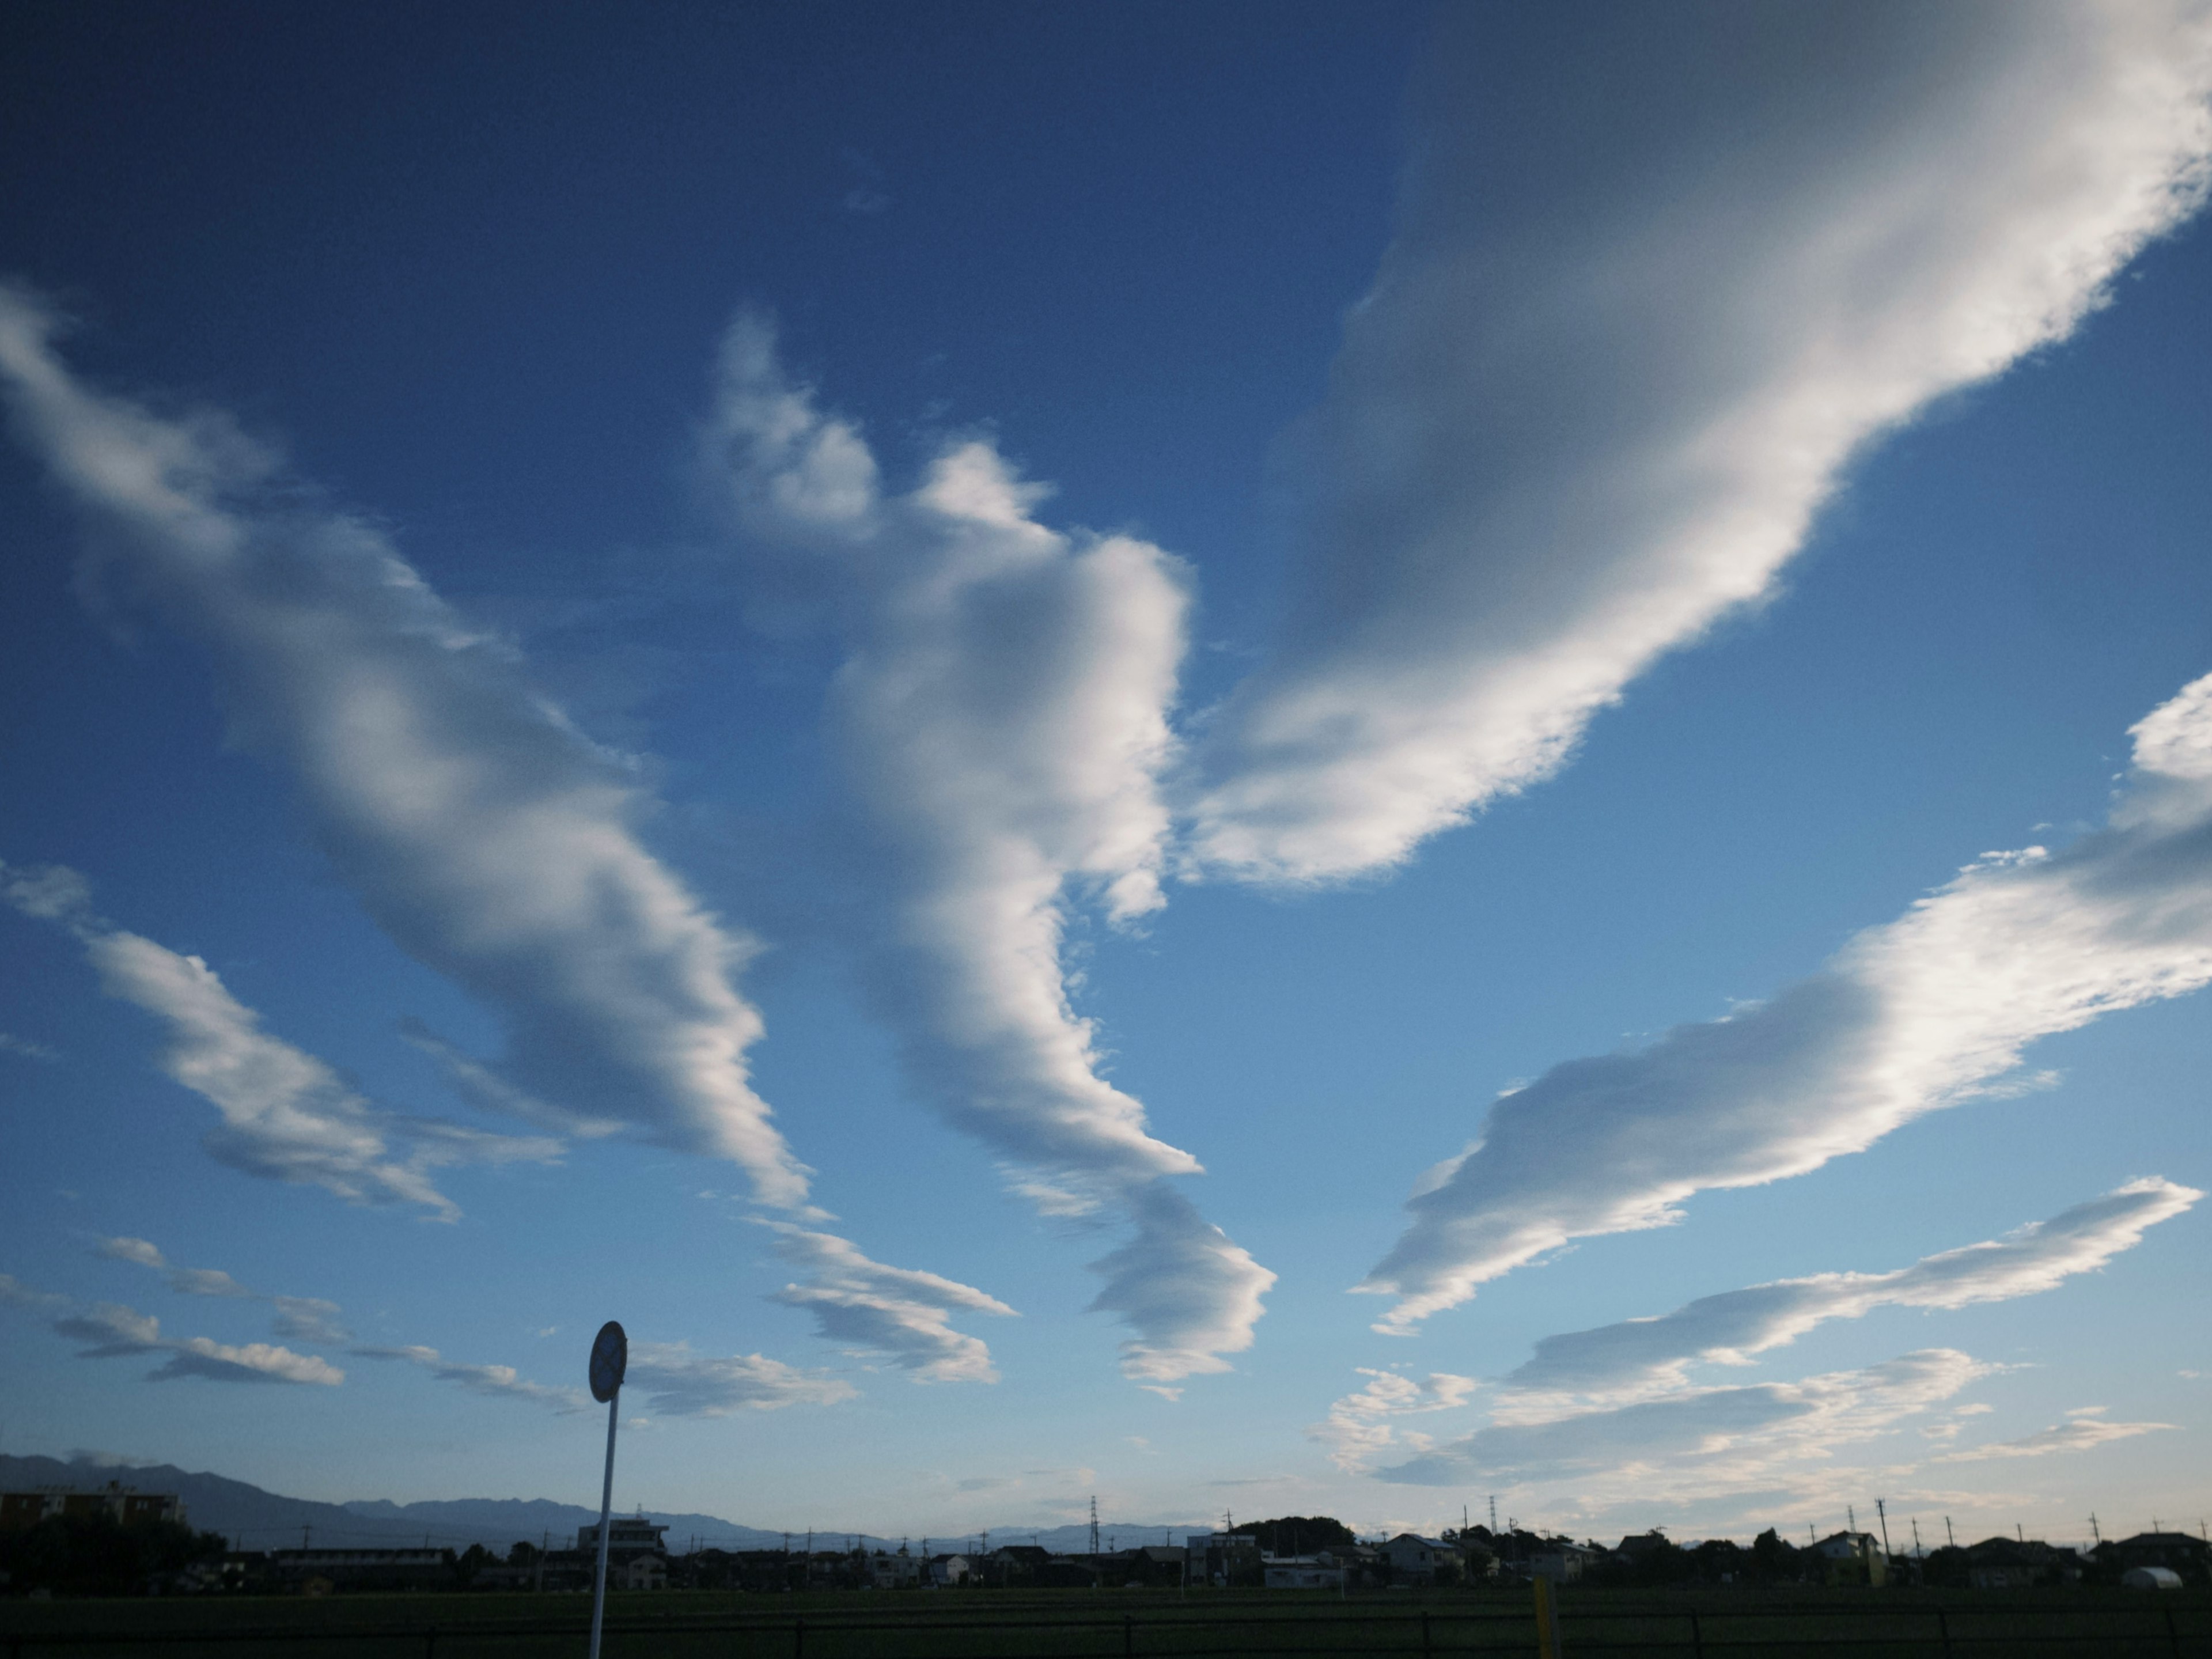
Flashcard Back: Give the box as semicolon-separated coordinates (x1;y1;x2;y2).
589;1320;627;1402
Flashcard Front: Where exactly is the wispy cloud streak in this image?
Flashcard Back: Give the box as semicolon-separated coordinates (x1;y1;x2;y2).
350;1344;586;1410
0;1271;342;1386
700;320;1272;1382
1508;1179;2199;1398
1191;0;2212;883
1363;673;2212;1330
0;289;810;1207
1378;1349;1988;1499
2;862;555;1217
762;1221;1015;1384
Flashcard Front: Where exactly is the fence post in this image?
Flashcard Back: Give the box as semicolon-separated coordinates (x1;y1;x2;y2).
424;1625;438;1659
1422;1607;1433;1659
1936;1608;1952;1659
795;1614;806;1659
1533;1578;1561;1659
2167;1605;2181;1659
1125;1612;1134;1659
1688;1607;1703;1659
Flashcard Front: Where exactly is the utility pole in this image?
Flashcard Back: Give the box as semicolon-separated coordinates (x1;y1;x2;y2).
1488;1496;1498;1534
1848;1505;1857;1535
1945;1517;1955;1550
1876;1499;1892;1567
1089;1496;1100;1558
2090;1514;2101;1546
1911;1519;1922;1558
301;1524;312;1550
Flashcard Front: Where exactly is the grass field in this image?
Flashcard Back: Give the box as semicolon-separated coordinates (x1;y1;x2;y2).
4;1585;2209;1657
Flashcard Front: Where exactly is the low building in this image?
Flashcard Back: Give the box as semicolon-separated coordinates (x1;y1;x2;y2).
577;1516;669;1560
927;1554;971;1587
1813;1532;1888;1588
1;1482;187;1529
1383;1533;1456;1584
1185;1531;1262;1587
1530;1542;1597;1584
270;1548;450;1592
1263;1555;1344;1590
2123;1566;2184;1590
2110;1532;2211;1586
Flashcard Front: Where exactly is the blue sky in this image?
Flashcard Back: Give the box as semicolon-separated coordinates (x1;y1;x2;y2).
2;0;2209;1549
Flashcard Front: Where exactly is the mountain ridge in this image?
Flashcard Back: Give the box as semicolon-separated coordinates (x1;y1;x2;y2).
0;1455;1192;1554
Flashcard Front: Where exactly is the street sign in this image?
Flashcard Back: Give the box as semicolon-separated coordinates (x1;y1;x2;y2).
589;1320;627;1403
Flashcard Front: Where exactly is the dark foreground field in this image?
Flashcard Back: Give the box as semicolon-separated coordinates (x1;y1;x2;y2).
5;1586;2210;1657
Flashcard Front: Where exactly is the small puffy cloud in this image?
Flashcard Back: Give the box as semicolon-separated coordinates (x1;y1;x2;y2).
41;1296;341;1386
1312;1368;1482;1474
94;1234;354;1346
1506;1179;2199;1399
93;1237;167;1271
271;1297;351;1346
1363;674;2212;1331
0;1032;58;1062
625;1341;858;1415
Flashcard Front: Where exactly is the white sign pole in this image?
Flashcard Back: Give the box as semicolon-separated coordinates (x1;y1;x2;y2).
585;1320;627;1659
588;1389;619;1659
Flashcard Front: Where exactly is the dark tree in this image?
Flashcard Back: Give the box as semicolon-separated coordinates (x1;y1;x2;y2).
0;1513;226;1596
1230;1516;1358;1555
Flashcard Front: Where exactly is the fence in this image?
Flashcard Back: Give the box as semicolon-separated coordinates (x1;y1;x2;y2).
5;1597;2209;1658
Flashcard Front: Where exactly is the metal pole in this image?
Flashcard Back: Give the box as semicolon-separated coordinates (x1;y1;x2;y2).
588;1390;619;1659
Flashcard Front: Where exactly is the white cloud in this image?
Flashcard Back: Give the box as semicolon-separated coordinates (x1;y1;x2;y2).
1312;1368;1482;1474
2;863;558;1218
1378;1349;1989;1503
1936;1414;2174;1461
1362;674;2212;1330
0;1032;58;1062
42;1297;342;1386
1188;1;2212;884
350;1343;586;1410
624;1340;859;1415
92;1233;355;1346
761;1220;1014;1384
0;289;811;1209
1507;1179;2200;1398
701;319;1272;1381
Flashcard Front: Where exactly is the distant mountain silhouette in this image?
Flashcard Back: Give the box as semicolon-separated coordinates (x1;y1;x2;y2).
0;1454;1189;1554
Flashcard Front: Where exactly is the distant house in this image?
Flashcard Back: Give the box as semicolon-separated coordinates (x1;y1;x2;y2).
868;1550;921;1589
577;1516;669;1560
1963;1537;2081;1590
1813;1532;1888;1588
1384;1534;1456;1584
0;1482;186;1529
2111;1532;2211;1586
271;1548;449;1592
2123;1566;2184;1590
1263;1555;1344;1590
1529;1542;1597;1584
1184;1532;1262;1587
927;1554;971;1587
618;1552;667;1590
